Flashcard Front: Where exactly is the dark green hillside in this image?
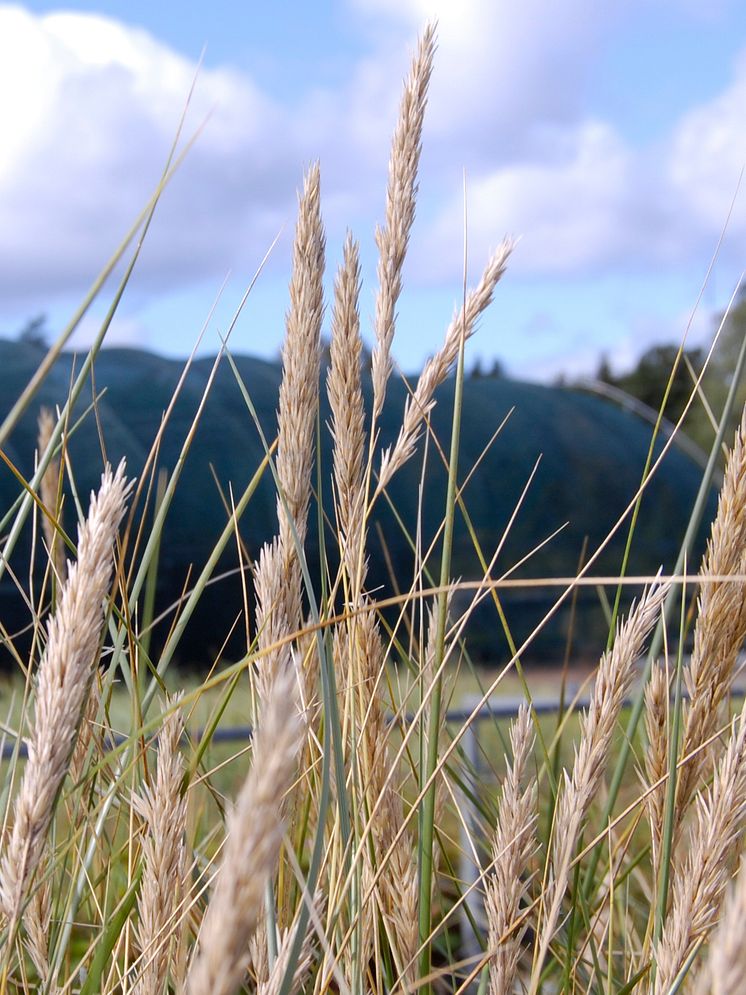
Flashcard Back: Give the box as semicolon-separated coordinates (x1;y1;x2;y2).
0;342;716;667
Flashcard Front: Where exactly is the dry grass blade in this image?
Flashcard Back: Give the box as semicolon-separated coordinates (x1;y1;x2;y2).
254;537;292;709
258;901;319;995
132;694;187;995
693;854;746;995
0;462;130;933
677;410;746;819
355;607;419;989
371;23;436;420
328;232;366;591
424;595;450;884
486;704;537;995
276;161;326;633
653;703;746;995
377;237;514;494
644;661;669;873
186;664;303;995
530;580;668;993
37;405;66;584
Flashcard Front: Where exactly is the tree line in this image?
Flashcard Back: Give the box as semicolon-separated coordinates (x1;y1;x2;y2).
594;290;746;460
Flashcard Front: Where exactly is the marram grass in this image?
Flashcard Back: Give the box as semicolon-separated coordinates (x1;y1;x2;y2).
0;22;744;995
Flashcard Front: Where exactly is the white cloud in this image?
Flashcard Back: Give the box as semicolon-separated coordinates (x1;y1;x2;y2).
0;5;299;304
418;68;746;282
424;122;640;279
667;50;746;237
350;0;611;163
0;0;743;332
350;0;745;283
0;4;424;314
67;311;152;351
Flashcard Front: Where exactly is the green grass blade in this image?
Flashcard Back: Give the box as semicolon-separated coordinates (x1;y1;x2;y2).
583;303;746;902
78;866;142;995
417;278;468;991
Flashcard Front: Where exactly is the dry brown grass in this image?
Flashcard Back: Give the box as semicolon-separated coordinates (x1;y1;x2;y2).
328;232;365;595
132;695;187;995
371;24;436;422
377;237;515;494
1;21;746;995
531;580;668;992
485;704;536;995
186;664;303;995
37;406;66;585
676;411;746;825
653;703;746;994
644;660;670;874
0;463;130;934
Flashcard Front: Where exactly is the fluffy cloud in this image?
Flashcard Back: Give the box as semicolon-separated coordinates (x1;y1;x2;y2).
350;0;612;161
354;0;745;281
0;5;300;304
418;70;746;282
422;122;637;278
0;0;742;323
0;4;421;311
667;50;746;236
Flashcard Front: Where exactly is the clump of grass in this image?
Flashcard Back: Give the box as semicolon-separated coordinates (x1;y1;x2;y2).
186;663;303;995
485;704;536;995
0;21;745;995
653;702;746;994
531;580;668;992
0;463;130;936
676;410;746;822
132;694;187;995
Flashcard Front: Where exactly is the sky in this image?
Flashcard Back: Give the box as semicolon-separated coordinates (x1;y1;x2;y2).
0;1;744;382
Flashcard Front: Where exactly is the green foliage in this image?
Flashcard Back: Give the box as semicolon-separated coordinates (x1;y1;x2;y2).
16;314;49;349
601;343;706;426
596;289;746;460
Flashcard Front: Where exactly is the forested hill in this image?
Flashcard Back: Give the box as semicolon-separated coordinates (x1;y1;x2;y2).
0;341;716;666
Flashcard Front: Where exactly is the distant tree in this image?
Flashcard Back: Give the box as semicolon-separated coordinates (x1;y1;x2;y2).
709;287;746;374
489;357;505;379
595;293;746;462
596;353;614;384
469;357;484;379
612;343;706;426
18;314;48;348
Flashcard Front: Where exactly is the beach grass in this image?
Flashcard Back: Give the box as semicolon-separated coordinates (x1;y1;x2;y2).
0;22;744;995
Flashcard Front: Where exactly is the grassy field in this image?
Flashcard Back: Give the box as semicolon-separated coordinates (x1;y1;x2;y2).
1;20;746;995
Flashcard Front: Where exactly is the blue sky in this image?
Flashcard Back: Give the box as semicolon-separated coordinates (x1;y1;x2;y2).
0;1;744;381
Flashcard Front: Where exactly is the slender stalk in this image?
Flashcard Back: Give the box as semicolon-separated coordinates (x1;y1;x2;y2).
654;569;688;943
417;217;469;990
186;666;302;995
0;465;130;934
583;311;746;902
